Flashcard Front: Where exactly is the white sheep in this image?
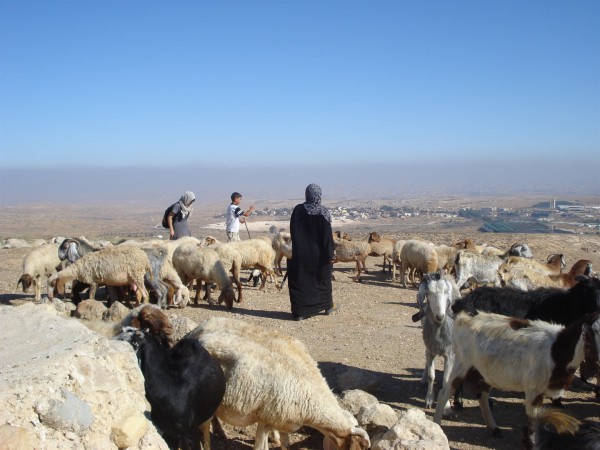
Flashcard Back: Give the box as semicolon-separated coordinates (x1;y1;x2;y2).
433;245;458;273
197;239;244;302
17;243;64;302
499;253;566;277
399;240;439;288
53;245;151;306
202;236;279;290
332;238;371;282
272;231;292;276
390;239;407;282
188;317;371;450
367;232;396;272
126;237;198;307
172;242;236;309
501;259;593;291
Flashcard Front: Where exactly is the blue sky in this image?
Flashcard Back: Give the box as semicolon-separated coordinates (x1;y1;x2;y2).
0;0;599;171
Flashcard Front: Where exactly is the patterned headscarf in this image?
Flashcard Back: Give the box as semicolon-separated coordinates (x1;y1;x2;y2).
303;183;331;223
179;191;195;219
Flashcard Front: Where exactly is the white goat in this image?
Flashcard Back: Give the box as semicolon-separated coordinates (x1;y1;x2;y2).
416;272;460;411
433;311;600;436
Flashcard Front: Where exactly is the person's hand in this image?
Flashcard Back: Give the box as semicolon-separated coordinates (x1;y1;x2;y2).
169;228;175;239
240;218;246;224
249;205;256;212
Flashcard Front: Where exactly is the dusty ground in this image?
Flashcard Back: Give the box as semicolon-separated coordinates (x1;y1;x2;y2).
1;203;600;449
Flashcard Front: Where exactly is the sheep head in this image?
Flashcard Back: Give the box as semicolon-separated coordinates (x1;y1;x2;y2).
367;232;381;243
323;427;370;450
219;286;236;310
131;305;173;347
17;274;33;292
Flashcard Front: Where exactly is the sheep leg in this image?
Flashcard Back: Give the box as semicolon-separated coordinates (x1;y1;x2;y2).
200;419;211;450
231;263;243;303
46;276;54;301
392;261;397;281
479;389;500;436
424;350;436;408
381;255;387;272
34;279;41;302
254;423;269;450
400;262;408;288
88;283;98;300
211;416;228;439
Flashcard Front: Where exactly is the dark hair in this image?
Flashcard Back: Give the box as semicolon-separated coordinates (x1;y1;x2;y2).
231;192;242;202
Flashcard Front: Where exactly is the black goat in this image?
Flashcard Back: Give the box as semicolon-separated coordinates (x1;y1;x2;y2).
116;328;226;450
525;408;600;450
452;275;600;326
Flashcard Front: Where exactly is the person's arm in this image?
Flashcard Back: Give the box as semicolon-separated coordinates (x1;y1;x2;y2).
168;213;175;238
242;205;256;217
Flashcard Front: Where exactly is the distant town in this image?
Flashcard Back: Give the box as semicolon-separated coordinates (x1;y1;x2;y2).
214;199;600;235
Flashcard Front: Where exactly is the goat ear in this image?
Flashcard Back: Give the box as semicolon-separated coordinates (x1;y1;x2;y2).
417;281;427;309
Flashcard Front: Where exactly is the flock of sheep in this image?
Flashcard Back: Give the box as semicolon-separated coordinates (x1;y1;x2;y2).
14;230;600;449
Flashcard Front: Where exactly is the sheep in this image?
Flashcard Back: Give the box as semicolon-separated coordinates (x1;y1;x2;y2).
482;243;533;258
454;239;485;254
188;317;371;450
123;237;198;307
172;242;236;309
433;310;600;436
246;268;263;287
399;240;439;288
202;236;279;291
501;259;593;291
54;245;152;306
367;232;396;272
196;237;244;302
333;231;351;241
434;245;458;274
454;250;504;290
526;408;600;450
390;239;407;282
499;253;566;277
451;275;600;327
17;243;64;302
272;231;292;276
115;327;226;450
332;238;371;282
126;304;174;346
414;272;461;411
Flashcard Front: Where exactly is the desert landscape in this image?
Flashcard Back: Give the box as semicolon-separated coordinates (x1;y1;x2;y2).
1;196;599;450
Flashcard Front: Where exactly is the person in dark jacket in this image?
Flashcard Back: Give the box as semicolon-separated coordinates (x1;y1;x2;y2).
288;183;338;321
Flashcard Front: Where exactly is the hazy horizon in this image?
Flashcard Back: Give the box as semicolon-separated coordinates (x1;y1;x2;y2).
1;159;598;207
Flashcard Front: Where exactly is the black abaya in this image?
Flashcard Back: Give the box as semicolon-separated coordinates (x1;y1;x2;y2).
288;204;335;318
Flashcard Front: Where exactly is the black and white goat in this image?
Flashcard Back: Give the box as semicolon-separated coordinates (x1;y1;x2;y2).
433;311;600;436
116;327;226;450
526;408;600;450
452;275;600;326
413;272;460;412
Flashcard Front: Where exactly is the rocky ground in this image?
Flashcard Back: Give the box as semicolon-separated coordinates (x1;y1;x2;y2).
1;227;600;449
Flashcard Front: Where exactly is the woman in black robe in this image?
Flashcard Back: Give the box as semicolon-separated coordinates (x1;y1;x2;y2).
288;183;336;321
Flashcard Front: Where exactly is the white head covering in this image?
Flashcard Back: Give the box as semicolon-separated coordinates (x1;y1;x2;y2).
179;191;195;218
